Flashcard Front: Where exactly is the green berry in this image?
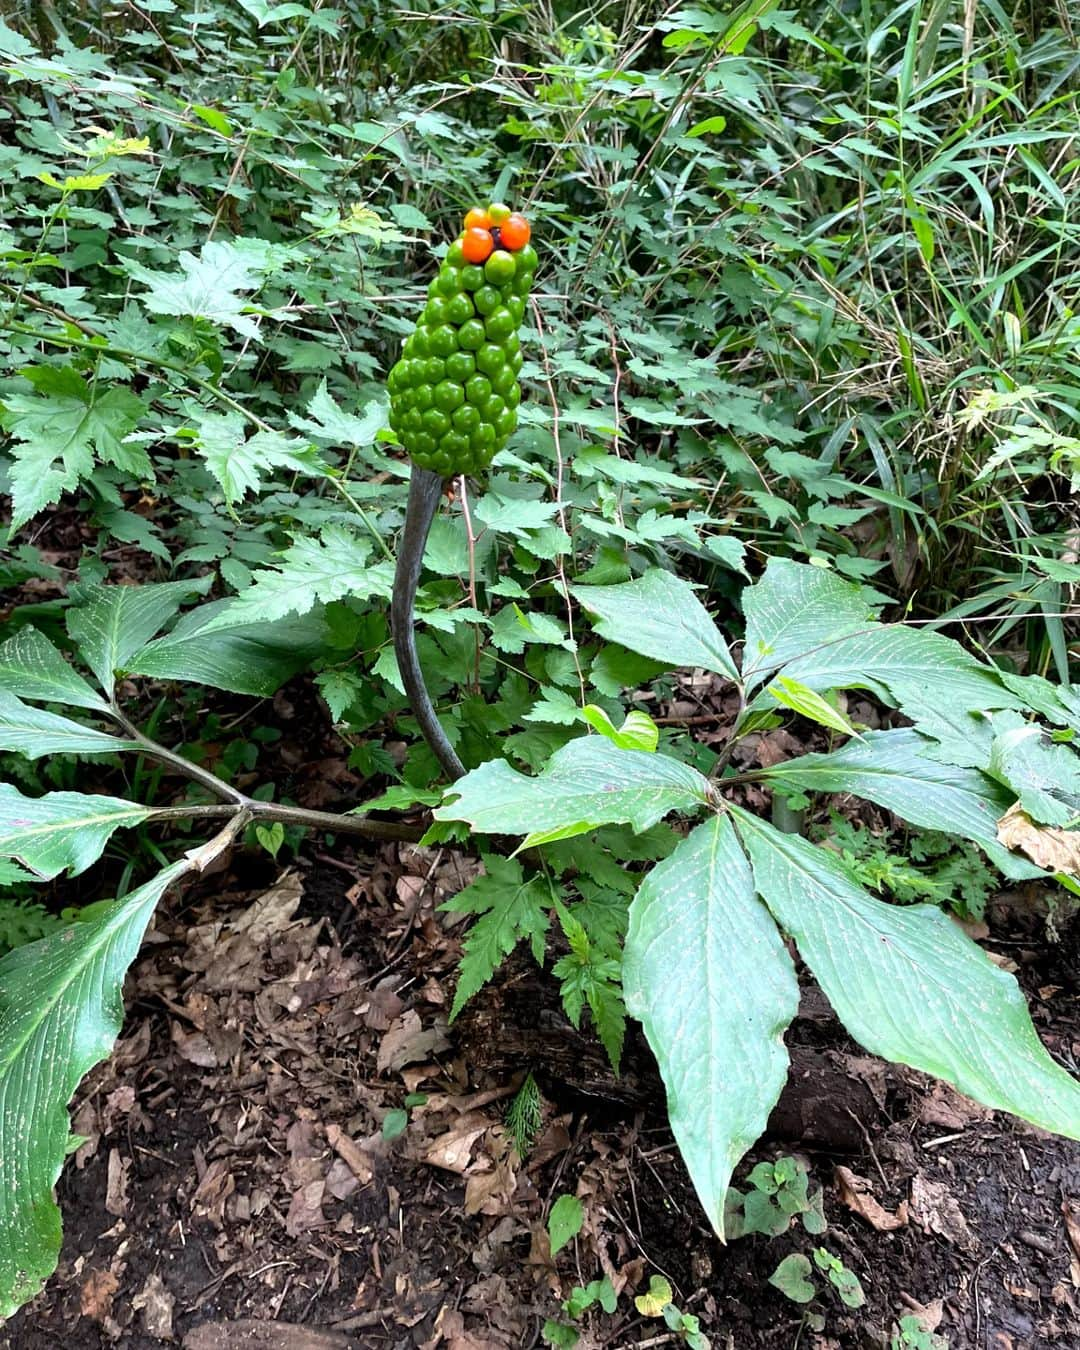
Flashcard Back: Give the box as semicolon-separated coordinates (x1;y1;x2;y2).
437;267;463;296
460;264;485;291
429;324;458;358
484;306;516;342
480;394;505;423
452;404;482;437
433;379;465;413
423;356;446;383
422;407;452;439
466;374;492;405
446;292;474;325
473;285;501;316
476;343;505;376
484;249;516;285
457;318;486;351
489;363;516;396
445;350;476;382
414;383;435;412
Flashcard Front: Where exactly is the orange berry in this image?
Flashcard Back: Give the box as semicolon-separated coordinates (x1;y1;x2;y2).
461;227;495;263
500;212;531;251
464;206;492;231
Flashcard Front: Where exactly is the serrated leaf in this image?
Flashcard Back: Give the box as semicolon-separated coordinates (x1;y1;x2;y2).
190;411;329;503
126;602;327;696
760;729;1034;878
0;694;137;760
624;816;798;1238
435;738;712;845
0;366;147;531
0;785;152;880
0;860;185;1316
208;530;394;626
66;577;213;698
571;569;738;681
733;806;1080;1139
123;240;267;338
439;856;551;1018
287;380;388;451
0;628;108;712
547;1193;583;1256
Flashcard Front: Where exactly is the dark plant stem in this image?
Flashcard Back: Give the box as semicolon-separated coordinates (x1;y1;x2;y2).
391;466;466;781
145;801;424;842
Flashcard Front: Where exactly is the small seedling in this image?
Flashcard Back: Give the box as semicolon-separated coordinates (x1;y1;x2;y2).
891;1314;948;1349
547;1193;584;1256
769;1247;865;1311
381;1092;428;1140
725;1155;827;1238
505;1071;542;1156
635;1276;710;1349
541;1275;617;1348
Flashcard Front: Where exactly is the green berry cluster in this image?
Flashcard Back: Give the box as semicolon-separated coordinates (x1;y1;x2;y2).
388;225;538;478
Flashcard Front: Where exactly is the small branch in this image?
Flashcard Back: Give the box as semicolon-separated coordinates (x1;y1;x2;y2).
248;800;425;843
108;705;249;805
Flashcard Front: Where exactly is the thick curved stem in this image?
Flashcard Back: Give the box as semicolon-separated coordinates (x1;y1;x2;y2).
391;467;466;781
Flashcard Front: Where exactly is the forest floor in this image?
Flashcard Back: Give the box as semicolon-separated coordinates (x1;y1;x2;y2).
5;817;1079;1350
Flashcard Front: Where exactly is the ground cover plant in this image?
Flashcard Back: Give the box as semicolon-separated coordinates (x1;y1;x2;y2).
1;0;1080;1341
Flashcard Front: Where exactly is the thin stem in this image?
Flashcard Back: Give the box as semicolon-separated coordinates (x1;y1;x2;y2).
248;800;424;842
458;474;482;692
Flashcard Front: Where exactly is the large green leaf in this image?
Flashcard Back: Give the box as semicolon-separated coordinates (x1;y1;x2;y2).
0;860;185;1316
0;785;153;880
0;693;137;759
741;559;877;689
435;737;713;845
125;602;328;696
66;577;213;697
0;628;109;713
733;807;1080;1138
624;816;798;1236
759;729;1037;878
570;569;739;681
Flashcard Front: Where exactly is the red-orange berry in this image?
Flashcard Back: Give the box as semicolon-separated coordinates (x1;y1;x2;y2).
464;206;492;231
461;227;495;263
500;213;531;251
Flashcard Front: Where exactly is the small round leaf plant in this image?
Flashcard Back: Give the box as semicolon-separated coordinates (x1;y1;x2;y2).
389;203;537;781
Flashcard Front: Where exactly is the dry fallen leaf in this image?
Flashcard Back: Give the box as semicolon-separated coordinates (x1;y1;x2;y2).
80;1268;121;1322
132;1271;176;1341
1063;1200;1080;1287
326;1123;375;1185
834;1166;908;1232
377;1009;451;1073
909;1174;977;1251
105;1148;130;1217
997;803;1080;876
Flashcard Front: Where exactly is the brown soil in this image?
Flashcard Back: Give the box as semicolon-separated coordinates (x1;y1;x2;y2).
4;839;1079;1350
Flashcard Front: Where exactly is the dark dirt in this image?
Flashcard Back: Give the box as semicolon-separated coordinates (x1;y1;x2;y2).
4;838;1079;1350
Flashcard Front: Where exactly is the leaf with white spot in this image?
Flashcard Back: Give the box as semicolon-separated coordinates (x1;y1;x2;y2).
733;805;1080;1139
624;816;798;1237
0;785;152;879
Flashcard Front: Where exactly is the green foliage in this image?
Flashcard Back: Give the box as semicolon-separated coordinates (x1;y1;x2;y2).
891;1315;948;1350
504;1071;542;1158
816;816;999;922
547;1193;584;1257
725;1156;826;1240
2;0;1080;1321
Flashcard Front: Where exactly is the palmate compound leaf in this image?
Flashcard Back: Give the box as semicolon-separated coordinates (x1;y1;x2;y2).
434;735;714;848
731;805;1080;1139
569;568;739;682
0;785;153;880
623;815;799;1238
0;859;187;1317
759;728;1042;880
